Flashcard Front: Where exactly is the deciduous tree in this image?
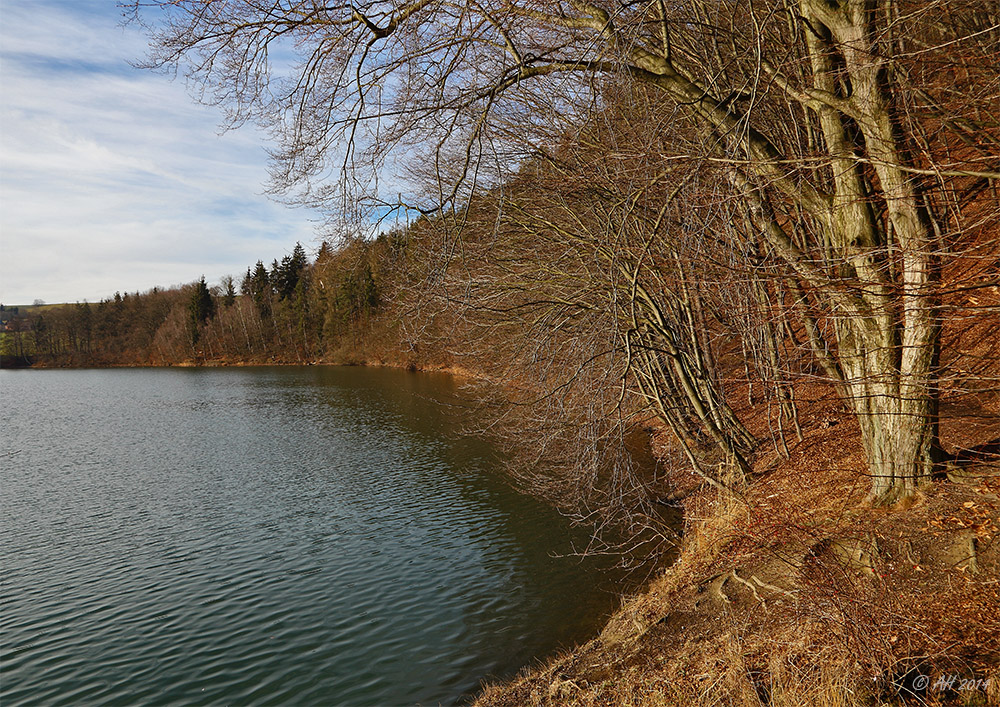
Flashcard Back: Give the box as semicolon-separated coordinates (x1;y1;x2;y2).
130;0;1000;504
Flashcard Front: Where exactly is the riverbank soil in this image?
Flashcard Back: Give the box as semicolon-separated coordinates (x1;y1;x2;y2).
475;438;999;705
474;306;1000;706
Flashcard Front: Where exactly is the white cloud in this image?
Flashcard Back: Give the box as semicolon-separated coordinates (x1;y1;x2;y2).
0;0;319;304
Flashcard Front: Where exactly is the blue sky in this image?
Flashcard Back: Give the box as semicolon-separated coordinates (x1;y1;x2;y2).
0;0;320;305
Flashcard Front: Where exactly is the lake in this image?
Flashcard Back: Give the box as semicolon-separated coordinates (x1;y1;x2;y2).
1;366;633;706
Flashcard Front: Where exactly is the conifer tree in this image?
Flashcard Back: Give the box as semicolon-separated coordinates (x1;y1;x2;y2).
222;276;236;307
188;276;215;345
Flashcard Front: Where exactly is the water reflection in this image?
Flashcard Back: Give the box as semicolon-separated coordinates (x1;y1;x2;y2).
1;366;642;706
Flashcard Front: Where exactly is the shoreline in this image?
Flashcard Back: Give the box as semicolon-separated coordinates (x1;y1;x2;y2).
7;357;999;705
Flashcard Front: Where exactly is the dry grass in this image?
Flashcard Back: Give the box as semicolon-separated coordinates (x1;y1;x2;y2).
472;372;1000;707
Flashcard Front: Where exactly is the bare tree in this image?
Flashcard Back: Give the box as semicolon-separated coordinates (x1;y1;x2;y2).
130;0;1000;504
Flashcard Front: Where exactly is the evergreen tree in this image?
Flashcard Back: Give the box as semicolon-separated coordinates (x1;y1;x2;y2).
269;258;282;289
249;261;271;315
360;262;378;311
315;240;333;265
272;243;309;300
188;276;215;344
240;267;253;295
222;276;236;307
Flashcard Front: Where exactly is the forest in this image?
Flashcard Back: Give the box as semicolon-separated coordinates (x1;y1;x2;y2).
5;0;999;703
0;238;387;367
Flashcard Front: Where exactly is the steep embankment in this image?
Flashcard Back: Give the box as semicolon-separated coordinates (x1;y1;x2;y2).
475;411;1000;706
469;285;1000;706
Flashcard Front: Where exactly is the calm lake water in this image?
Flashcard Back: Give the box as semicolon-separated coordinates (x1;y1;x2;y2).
1;366;631;706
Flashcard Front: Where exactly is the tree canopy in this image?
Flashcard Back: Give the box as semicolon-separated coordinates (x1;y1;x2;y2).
129;0;1000;506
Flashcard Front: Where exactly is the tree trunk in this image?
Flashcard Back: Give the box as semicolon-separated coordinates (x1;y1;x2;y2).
853;380;938;504
837;299;940;504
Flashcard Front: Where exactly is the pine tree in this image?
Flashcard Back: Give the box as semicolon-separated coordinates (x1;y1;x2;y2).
249;261;271;315
188;276;215;345
222;276;236;307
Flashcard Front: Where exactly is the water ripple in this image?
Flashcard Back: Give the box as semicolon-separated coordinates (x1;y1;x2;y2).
1;367;644;706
